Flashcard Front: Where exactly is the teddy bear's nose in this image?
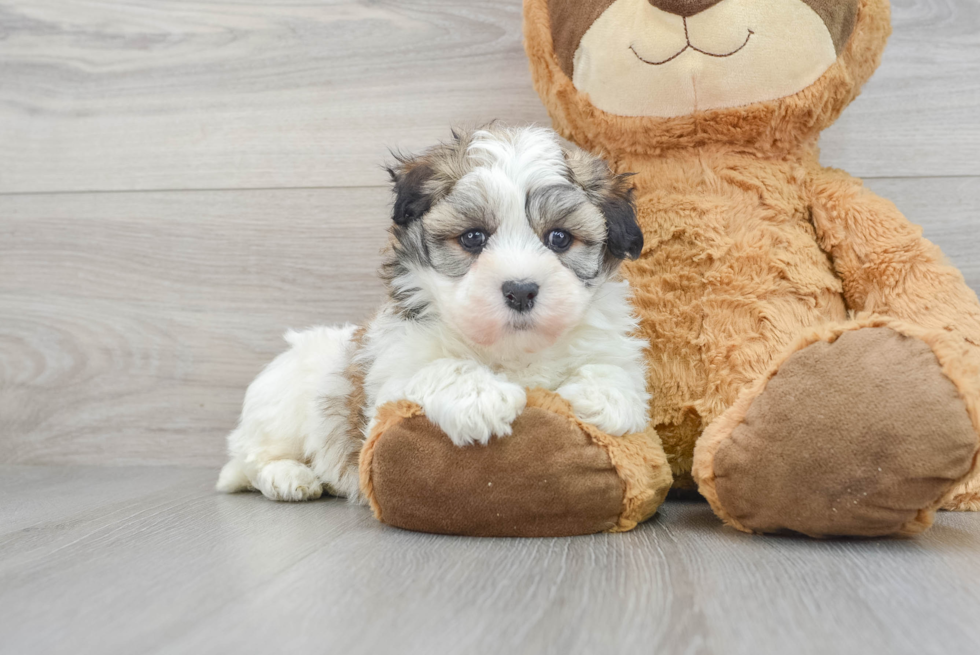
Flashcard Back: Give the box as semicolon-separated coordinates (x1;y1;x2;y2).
647;0;726;18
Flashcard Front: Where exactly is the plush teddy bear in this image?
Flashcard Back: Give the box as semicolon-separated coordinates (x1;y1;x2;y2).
519;0;980;537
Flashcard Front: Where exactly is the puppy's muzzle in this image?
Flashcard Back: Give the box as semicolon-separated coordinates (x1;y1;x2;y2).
502;280;539;313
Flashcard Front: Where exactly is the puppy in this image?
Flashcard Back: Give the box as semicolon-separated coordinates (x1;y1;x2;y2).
217;125;650;502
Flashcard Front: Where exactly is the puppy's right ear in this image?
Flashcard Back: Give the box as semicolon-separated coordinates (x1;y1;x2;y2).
386;156;436;226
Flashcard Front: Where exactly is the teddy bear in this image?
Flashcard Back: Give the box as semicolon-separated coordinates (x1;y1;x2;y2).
520;0;980;536
360;0;980;539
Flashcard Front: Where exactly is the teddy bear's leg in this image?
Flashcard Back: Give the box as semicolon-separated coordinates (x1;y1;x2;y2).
361;391;674;536
692;318;980;537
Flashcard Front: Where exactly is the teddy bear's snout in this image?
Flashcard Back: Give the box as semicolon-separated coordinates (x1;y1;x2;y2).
647;0;726;18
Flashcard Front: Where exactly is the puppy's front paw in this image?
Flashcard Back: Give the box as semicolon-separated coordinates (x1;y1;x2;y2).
404;360;526;447
255;460;324;502
558;381;649;437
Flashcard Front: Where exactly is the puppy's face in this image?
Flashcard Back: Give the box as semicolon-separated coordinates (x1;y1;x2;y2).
384;126;642;355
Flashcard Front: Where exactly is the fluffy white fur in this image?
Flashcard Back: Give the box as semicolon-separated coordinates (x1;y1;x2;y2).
218;126;650;502
217;325;362;501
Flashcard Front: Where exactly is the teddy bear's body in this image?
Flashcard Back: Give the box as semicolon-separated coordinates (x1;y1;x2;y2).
618;147;849;486
524;0;980;535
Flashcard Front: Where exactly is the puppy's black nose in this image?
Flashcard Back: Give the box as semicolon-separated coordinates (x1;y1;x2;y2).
502;281;539;313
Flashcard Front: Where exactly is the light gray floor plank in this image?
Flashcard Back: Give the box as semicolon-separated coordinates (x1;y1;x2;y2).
0;466;373;655
0;0;548;193
0;465;977;655
0;187;390;312
2;177;978;467
1;0;977;194
820;0;980;176
0;187;389;466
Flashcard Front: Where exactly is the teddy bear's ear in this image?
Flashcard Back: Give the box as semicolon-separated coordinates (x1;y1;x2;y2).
386;155;437;227
562;145;643;260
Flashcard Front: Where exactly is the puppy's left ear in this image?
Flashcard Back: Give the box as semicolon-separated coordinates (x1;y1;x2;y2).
386;155;436;227
596;172;642;260
563;145;643;260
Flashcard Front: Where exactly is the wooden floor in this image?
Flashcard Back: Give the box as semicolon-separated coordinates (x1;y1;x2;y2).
2;466;979;655
2;1;980;653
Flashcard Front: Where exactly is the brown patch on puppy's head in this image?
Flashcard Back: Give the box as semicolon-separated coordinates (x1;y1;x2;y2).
382;129;476;318
563;144;642;260
386;129;472;226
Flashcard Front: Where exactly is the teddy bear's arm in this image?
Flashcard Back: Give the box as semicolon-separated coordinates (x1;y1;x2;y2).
807;166;980;343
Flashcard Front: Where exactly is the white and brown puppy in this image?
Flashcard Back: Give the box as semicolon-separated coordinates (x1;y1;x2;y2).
217;125;650;502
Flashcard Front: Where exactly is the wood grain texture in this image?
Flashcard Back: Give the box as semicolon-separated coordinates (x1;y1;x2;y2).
0;0;548;193
1;466;978;655
820;0;980;176
0;187;390;466
1;177;978;467
1;0;978;195
1;3;978;652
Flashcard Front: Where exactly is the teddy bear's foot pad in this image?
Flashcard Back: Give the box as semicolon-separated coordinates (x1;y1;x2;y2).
712;327;977;537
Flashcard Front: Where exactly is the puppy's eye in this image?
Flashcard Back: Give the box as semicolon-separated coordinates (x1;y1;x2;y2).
545;229;572;252
459;230;487;252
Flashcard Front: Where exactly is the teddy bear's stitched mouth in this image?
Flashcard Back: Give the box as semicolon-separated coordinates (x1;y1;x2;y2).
630;23;754;66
